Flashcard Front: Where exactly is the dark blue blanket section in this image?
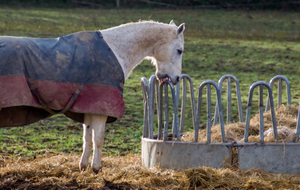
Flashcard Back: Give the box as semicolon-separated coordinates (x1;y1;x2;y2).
0;31;124;93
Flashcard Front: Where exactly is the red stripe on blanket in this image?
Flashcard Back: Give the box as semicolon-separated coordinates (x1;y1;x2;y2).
0;75;125;119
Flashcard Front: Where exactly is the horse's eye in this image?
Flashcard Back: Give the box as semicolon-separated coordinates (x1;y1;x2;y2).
177;49;183;55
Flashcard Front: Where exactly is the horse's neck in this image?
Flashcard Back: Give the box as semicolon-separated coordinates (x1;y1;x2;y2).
101;23;171;78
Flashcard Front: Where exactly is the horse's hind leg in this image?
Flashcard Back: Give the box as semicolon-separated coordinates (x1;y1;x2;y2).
79;116;93;171
79;114;107;173
90;114;107;173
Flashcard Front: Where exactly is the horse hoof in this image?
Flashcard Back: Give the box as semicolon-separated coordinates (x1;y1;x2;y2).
79;164;88;172
92;167;102;174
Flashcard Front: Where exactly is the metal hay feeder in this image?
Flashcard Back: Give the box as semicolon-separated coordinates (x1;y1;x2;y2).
141;74;300;174
141;75;232;170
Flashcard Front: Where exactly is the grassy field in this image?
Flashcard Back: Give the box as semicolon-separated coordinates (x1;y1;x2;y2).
0;7;300;159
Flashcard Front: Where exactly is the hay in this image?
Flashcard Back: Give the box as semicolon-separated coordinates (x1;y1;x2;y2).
1;105;299;189
182;105;299;143
0;154;188;189
1;153;300;189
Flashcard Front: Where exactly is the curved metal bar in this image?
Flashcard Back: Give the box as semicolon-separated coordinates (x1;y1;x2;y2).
213;74;243;126
195;80;225;143
180;77;187;132
296;104;300;141
265;75;291;112
157;83;163;140
141;77;149;138
166;80;180;141
148;75;158;139
278;78;282;106
142;75;181;141
174;74;196;133
163;83;169;141
259;84;264;143
244;81;278;142
207;84;212;143
227;78;232;124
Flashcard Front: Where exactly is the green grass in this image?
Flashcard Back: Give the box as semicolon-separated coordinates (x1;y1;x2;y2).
0;7;299;158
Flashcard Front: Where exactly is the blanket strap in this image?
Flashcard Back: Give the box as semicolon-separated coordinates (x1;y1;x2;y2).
27;79;83;115
58;84;83;114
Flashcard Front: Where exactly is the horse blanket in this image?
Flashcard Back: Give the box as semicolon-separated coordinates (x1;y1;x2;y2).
0;31;125;127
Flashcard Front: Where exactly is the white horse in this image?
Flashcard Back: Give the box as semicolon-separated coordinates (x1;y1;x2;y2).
79;20;185;173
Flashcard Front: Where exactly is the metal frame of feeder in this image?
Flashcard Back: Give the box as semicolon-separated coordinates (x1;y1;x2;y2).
213;74;244;126
141;75;300;174
236;81;300;174
174;75;227;142
243;81;278;143
173;74;196;134
194;80;226;142
265;75;291;112
141;75;232;170
141;75;180;141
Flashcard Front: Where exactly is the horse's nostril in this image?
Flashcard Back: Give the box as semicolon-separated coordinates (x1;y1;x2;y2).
176;76;180;82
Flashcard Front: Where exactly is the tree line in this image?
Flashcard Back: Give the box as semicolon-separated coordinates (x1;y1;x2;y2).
0;0;299;10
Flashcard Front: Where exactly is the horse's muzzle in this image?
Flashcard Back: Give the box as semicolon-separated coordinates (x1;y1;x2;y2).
156;73;180;85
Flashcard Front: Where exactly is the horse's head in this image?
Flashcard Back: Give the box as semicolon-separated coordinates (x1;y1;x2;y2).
153;21;185;85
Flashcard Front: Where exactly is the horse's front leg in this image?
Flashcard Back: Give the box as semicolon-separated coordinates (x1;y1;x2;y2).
79;114;107;173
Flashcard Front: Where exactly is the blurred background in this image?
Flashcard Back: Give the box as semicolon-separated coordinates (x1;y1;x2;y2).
0;0;299;10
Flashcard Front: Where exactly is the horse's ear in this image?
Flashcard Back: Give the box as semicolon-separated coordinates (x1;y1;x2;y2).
177;23;185;35
169;20;176;26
